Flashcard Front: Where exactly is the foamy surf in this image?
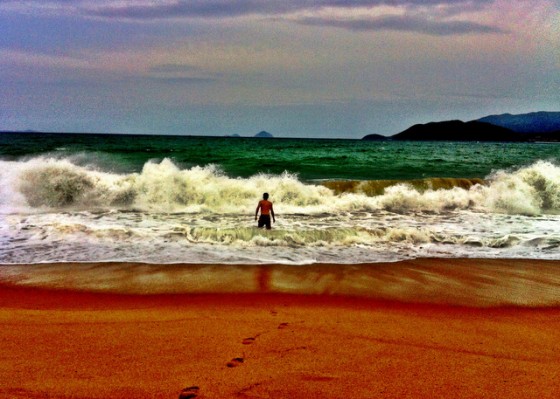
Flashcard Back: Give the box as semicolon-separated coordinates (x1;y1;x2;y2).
2;156;560;215
1;156;560;264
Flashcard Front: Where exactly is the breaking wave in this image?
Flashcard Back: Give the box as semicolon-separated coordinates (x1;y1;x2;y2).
2;156;560;215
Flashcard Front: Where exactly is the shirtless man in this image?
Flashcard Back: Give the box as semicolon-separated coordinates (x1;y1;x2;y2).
255;193;275;229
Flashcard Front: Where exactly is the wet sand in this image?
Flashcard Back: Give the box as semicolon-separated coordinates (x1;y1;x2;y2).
1;259;560;398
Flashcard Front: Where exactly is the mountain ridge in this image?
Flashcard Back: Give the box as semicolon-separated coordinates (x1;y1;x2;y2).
476;111;560;133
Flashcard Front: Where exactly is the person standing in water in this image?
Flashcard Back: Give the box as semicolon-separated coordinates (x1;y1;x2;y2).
255;193;275;229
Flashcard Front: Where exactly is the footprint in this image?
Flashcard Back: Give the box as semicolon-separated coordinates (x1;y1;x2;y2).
278;322;289;330
227;357;244;368
179;386;199;399
242;337;256;345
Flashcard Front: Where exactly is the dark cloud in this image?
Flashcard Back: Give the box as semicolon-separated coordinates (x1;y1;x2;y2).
0;1;498;22
299;14;506;35
81;1;494;20
87;1;289;19
83;1;386;20
0;0;505;36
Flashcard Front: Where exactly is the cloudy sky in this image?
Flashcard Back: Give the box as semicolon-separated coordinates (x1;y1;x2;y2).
1;0;558;138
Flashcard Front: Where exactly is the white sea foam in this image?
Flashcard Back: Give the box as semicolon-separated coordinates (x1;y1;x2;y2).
2;156;560;215
1;157;334;214
2;156;560;264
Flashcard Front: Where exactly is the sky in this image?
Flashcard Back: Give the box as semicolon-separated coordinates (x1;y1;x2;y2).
0;0;559;138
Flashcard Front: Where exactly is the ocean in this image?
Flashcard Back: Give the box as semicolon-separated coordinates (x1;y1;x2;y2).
1;132;560;265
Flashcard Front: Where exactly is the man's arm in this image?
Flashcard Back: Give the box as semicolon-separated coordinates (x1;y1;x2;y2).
255;203;261;220
271;204;275;223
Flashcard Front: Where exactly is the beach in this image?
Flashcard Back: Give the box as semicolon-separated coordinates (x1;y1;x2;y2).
2;258;560;398
2;0;559;395
2;135;560;397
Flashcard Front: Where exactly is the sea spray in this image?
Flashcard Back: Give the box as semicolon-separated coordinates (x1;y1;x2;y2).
2;154;560;265
3;156;560;215
2;157;335;213
482;160;560;215
2;133;560;277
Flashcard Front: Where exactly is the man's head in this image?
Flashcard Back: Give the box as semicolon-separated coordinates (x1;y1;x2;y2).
263;193;269;200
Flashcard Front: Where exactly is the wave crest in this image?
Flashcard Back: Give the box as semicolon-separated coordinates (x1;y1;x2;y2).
483;160;560;215
2;157;333;213
2;156;560;215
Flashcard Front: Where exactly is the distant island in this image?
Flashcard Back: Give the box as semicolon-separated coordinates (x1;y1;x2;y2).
363;112;560;142
223;131;274;138
254;131;274;138
391;120;519;142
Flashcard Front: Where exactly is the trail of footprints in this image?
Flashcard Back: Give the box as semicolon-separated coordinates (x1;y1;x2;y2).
227;321;290;367
179;316;291;398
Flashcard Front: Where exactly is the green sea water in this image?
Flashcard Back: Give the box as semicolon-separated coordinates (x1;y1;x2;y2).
2;132;559;180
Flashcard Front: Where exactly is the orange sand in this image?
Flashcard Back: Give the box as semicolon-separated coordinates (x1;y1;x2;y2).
1;261;560;398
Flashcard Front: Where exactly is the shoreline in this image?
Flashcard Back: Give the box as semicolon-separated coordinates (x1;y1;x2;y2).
2;258;560;307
